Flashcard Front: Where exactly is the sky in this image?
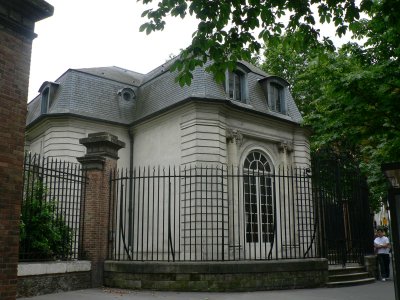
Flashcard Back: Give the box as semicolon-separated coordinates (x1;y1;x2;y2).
28;0;353;101
28;0;198;100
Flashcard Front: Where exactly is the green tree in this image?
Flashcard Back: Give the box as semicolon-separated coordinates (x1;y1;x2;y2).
20;180;73;260
261;35;400;210
306;44;400;210
137;0;400;85
260;35;323;116
138;0;400;209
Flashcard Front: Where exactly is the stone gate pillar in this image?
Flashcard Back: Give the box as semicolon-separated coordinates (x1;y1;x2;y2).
77;132;125;287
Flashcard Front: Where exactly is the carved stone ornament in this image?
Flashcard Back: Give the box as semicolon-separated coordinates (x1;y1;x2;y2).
278;141;294;153
226;128;243;146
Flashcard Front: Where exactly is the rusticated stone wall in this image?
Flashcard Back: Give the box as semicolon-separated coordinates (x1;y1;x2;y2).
104;259;328;291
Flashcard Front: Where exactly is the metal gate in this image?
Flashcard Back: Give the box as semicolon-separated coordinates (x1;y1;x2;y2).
312;152;374;265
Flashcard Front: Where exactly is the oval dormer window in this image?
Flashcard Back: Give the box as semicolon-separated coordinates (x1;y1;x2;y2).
119;88;135;102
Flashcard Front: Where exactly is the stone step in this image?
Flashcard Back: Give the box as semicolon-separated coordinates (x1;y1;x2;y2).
328;272;371;282
328;266;365;276
326;277;376;288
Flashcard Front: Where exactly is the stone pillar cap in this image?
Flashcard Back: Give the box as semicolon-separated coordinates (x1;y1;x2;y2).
79;132;125;148
78;132;125;165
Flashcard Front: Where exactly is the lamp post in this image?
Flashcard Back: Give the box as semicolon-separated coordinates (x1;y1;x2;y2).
382;162;400;300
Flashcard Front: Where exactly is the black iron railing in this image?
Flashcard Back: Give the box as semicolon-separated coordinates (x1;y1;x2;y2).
20;153;86;261
312;153;374;265
109;165;320;261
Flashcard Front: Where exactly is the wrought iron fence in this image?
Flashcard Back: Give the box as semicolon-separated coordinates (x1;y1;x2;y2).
312;153;374;265
20;153;86;261
109;165;320;261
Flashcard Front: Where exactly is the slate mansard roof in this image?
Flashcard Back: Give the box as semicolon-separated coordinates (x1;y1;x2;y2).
26;60;303;127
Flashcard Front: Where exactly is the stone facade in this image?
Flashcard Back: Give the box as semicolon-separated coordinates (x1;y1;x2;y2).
25;50;310;170
130;100;311;168
0;1;53;299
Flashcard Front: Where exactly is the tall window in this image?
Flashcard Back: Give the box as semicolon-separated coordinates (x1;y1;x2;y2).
243;151;274;243
41;87;49;114
259;77;287;114
229;71;242;101
226;70;247;102
270;82;283;112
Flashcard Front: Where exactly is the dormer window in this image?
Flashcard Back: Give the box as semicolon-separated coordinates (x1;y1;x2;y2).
270;83;283;112
259;76;288;114
118;88;136;102
225;68;248;103
38;81;59;114
41;87;49;114
229;71;242;101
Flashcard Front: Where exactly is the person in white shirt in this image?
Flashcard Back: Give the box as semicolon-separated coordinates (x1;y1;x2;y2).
374;228;391;281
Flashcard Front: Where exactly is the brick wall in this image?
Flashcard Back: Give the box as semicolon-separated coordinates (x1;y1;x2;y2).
77;132;125;286
0;1;53;299
0;27;33;300
82;159;116;286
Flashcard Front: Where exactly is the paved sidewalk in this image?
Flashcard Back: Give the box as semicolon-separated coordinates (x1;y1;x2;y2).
20;280;395;300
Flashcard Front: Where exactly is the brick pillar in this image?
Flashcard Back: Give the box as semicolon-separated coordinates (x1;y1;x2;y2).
0;2;52;300
77;132;125;287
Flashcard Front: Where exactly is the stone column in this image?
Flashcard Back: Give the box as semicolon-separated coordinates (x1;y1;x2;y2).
77;132;125;287
0;2;53;300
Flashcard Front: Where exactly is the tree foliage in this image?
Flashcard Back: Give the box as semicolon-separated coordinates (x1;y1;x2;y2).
20;180;73;260
138;0;382;85
261;34;400;210
138;0;400;209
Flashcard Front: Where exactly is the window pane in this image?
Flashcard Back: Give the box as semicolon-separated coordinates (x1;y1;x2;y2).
41;88;49;114
234;73;241;101
270;83;283;112
243;151;275;245
228;71;243;102
229;73;234;99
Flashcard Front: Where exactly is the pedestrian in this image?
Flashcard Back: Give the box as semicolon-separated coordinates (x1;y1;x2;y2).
374;227;391;281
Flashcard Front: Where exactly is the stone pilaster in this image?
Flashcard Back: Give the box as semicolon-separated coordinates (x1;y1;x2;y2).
226;128;243;167
277;140;294;167
77;132;125;287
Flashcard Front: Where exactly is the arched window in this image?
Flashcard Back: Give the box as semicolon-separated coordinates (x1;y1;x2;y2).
243;151;275;244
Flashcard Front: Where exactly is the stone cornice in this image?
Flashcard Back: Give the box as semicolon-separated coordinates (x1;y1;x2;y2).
78;132;126;167
0;0;53;40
